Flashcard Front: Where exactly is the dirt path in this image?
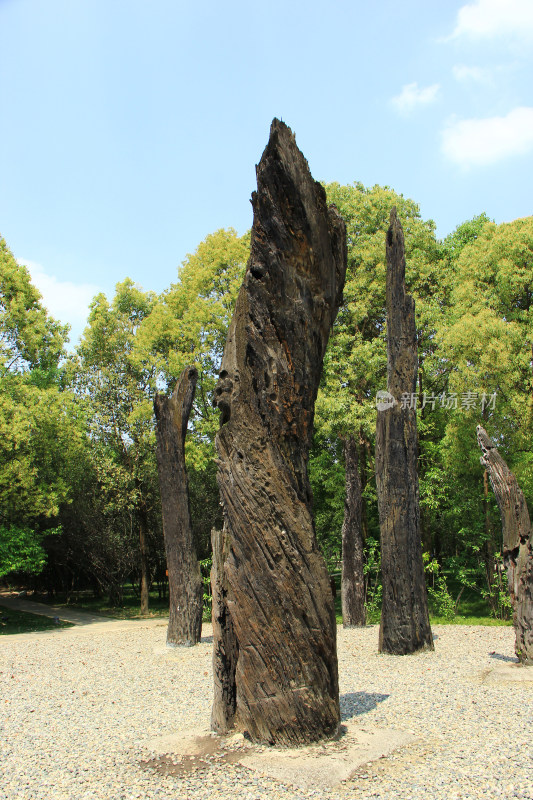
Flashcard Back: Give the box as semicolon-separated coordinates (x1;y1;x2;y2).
0;592;169;632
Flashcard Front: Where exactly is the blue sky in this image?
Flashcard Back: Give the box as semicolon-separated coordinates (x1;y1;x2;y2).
1;0;532;345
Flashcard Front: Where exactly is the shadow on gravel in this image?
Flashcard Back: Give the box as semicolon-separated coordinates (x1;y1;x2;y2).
340;692;390;720
488;652;518;663
201;635;213;644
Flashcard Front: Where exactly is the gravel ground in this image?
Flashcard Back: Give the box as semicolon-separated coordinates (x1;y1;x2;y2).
1;621;532;800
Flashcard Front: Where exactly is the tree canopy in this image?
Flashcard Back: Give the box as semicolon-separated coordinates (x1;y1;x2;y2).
0;240;78;579
1;198;531;623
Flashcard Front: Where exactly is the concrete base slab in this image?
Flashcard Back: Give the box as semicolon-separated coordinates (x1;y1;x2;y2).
480;663;533;686
238;723;413;789
144;723;414;789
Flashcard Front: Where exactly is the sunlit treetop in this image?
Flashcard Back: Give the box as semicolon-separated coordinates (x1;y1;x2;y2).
0;237;68;375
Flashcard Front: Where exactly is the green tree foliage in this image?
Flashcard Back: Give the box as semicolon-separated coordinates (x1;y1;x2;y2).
136;228;249;387
2;197;531;626
312;183;440;561
0;525;57;579
0;378;83;525
319;181;440;429
46;230;248;602
0;239;82;579
0;238;67;376
425;217;533;616
441;217;533;452
134;228;249;555
65;280;161;606
310;187;530;621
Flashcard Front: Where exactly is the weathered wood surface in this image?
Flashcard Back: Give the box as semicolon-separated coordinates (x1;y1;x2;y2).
212;118;347;745
341;435;366;627
477;426;533;664
154;367;203;646
375;208;433;655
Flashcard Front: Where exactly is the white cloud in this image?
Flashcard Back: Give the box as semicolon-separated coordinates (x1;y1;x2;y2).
441;106;533;166
452;64;491;83
21;259;103;347
452;0;533;41
391;82;440;114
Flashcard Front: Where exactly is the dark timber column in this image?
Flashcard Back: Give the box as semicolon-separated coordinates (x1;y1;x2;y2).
212;119;347;745
477;426;533;664
154;367;203;647
341;435;366;627
375;208;433;655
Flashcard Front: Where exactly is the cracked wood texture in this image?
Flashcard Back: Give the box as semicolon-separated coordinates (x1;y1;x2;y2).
154;367;203;646
477;426;533;664
341;435;366;627
375;208;433;655
212;119;346;745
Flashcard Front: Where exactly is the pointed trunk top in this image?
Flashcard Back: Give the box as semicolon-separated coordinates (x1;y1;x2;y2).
386;207;417;399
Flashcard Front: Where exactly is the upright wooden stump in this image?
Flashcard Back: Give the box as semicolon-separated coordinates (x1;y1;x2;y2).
212;119;347;745
477;426;533;664
154;367;203;647
375;208;433;655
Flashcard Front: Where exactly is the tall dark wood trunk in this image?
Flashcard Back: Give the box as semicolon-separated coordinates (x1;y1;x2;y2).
154;367;203;647
212;119;346;745
375;208;433;655
477;426;533;664
341;435;366;627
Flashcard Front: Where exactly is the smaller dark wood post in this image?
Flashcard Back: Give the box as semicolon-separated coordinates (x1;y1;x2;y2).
477;426;533;664
211;527;238;733
154;367;203;647
341;435;366;627
375;208;433;655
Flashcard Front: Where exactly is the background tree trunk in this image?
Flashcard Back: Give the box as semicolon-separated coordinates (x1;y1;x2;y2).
477;426;533;664
360;435;369;543
212;119;347;745
375;208;433;655
341;435;366;626
154;367;203;646
139;511;150;617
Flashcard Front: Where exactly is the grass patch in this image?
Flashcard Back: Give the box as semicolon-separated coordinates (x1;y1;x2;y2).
39;584;215;622
10;579;513;628
428;585;511;625
430;614;510;626
331;578;511;626
0;605;74;635
335;610;510;626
